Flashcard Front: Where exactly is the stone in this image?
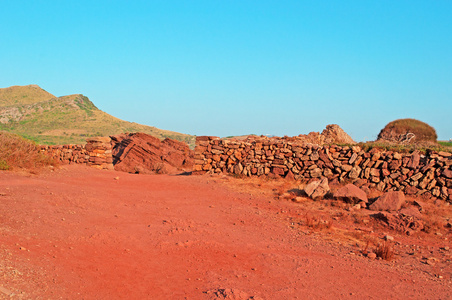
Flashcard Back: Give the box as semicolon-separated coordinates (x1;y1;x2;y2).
399;207;422;218
234;163;244;175
442;168;452;179
333;184;368;204
405;185;418;195
407;151;420;169
367;252;377;259
304;178;329;200
285;170;295;180
384;235;394;241
341;164;353;172
310;168;322;178
389;160;401;170
438;151;451;157
369;191;406;212
348;166;361;179
272;167;285;176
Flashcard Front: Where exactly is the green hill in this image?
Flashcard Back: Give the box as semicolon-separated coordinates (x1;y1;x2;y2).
0;85;195;147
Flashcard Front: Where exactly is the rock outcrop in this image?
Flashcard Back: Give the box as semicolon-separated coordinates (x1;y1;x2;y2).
321;124;356;145
110;132;194;174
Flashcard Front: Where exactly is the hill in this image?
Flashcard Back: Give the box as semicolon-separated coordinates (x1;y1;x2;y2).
0;85;195;147
0;84;55;106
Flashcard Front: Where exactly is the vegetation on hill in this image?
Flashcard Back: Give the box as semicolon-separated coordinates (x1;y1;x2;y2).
0;131;57;171
0;85;195;147
0;84;55;106
377;118;438;143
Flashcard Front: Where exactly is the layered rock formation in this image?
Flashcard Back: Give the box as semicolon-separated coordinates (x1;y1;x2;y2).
110;132;194;174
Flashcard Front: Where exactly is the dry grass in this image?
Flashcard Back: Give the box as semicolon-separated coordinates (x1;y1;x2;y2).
375;241;394;261
421;202;451;234
0;84;54;106
0;131;58;171
304;213;333;230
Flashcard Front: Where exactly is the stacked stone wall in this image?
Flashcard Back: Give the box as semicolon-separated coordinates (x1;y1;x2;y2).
40;137;113;170
194;136;452;201
40;144;89;164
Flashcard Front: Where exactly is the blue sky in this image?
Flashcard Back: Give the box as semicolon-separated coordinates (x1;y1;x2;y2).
1;1;451;141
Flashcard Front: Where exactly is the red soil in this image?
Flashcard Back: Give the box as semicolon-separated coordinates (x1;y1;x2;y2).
0;165;450;299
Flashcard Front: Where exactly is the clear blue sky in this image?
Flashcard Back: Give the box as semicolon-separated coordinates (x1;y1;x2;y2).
1;1;451;141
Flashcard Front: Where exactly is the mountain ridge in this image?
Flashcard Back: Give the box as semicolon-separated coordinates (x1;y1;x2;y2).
0;85;195;147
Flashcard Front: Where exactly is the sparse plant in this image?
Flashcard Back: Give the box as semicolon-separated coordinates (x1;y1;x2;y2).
304;213;332;230
375;241;394;261
362;240;371;256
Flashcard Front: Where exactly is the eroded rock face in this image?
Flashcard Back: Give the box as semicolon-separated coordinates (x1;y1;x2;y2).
369;191;406;212
110;132;194;174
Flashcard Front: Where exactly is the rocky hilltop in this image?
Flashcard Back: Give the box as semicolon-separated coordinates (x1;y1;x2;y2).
0;85;195;147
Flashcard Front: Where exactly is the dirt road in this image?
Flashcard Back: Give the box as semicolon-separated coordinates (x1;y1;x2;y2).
0;165;450;299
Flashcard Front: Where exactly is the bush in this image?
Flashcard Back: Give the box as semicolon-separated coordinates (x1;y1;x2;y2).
377;118;437;143
0;131;58;171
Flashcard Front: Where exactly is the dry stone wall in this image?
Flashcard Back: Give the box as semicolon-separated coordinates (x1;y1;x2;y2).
194;136;452;201
40;137;113;170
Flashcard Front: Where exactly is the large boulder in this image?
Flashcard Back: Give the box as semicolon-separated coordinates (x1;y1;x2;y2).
110;132;194;174
369;191;406;212
304;178;330;200
333;184;368;204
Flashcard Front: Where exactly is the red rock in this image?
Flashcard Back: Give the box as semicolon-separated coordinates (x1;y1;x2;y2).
442;168;452;179
389;160;401;170
110;133;194;174
405;185;418;195
407;151;420;169
304;178;329;200
369;191;406;212
272;167;285;176
399;207;422;218
285;170;295;180
333;184;368;204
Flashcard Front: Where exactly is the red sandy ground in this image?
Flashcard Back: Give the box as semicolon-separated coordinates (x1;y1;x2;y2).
0;165;451;299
